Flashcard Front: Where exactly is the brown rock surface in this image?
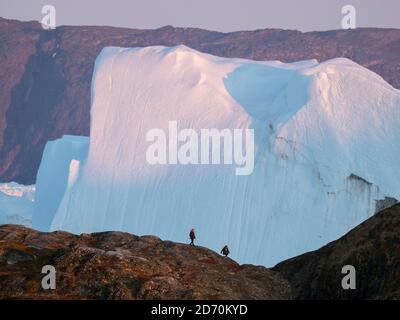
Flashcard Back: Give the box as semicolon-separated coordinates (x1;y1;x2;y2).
0;225;292;300
1;204;399;299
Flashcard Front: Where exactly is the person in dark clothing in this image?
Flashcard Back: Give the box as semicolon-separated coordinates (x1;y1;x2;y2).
221;245;230;257
189;228;196;245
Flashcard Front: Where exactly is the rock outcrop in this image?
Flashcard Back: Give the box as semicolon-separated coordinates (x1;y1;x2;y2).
0;225;291;299
1;204;399;299
274;204;400;300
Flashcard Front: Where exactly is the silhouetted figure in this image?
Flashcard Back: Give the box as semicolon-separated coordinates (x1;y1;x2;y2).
221;245;230;257
189;228;196;246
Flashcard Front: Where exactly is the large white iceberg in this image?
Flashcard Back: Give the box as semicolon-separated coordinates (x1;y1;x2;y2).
35;46;400;266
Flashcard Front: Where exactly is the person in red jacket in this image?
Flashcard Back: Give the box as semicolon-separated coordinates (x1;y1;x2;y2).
189;228;196;246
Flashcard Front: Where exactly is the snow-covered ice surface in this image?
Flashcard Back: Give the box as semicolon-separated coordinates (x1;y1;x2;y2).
0;182;35;227
36;45;400;266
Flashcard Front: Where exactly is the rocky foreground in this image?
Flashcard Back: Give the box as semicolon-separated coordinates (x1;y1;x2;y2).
0;204;399;300
0;225;291;299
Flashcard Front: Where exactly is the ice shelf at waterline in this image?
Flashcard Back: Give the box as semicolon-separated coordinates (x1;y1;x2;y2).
0;182;35;226
34;45;400;266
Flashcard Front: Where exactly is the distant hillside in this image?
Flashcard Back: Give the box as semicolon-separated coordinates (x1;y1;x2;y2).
1;17;400;184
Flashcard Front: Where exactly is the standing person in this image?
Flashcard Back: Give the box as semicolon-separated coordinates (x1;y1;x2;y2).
189;228;196;246
221;245;230;257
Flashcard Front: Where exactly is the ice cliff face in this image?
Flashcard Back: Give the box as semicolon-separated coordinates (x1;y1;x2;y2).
33;135;89;231
34;46;400;266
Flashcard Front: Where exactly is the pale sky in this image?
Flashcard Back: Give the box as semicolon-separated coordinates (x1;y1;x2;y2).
1;0;399;32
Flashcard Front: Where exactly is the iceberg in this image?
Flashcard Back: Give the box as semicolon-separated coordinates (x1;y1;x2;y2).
35;46;400;266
